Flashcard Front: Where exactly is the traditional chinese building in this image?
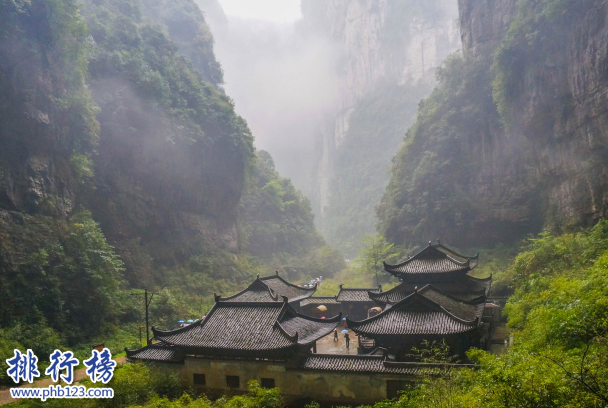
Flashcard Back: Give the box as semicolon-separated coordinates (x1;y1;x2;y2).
348;242;493;358
149;297;338;359
125;292;462;404
299;296;342;318
125;263;485;403
335;285;382;320
217;272;316;312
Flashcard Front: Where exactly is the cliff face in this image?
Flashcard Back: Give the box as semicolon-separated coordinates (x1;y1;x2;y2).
301;0;461;253
379;0;608;249
458;0;517;58
461;0;608;231
79;0;255;286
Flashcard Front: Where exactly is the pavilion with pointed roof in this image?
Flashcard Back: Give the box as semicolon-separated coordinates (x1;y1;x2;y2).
342;240;496;358
383;241;479;283
347;285;486;358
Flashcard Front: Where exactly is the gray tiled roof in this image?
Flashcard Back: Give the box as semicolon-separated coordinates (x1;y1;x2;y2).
220;275;316;303
336;286;382;302
418;286;485;321
262;275;317;302
347;292;479;336
384;244;478;277
369;275;491;304
300;296;341;306
292;355;457;375
280;313;339;344
125;345;184;363
152;301;339;351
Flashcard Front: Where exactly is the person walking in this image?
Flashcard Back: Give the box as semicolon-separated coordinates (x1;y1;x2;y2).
345;333;350;348
333;329;338;342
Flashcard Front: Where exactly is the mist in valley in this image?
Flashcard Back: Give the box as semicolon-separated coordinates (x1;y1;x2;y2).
198;0;341;196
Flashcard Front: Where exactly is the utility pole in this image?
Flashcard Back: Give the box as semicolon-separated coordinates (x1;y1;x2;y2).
131;289;158;346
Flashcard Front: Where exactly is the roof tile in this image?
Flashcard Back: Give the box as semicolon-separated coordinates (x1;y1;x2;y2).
336;287;381;302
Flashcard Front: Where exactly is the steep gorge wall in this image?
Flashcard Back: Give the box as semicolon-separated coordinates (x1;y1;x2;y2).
378;0;608;249
300;0;461;253
459;0;608;233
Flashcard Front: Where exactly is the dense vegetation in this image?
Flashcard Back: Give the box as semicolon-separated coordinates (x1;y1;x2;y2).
240;151;344;280
372;221;608;407
80;0;255;288
0;0;342;387
11;363;283;408
9;223;608;407
376;52;512;247
378;0;608;248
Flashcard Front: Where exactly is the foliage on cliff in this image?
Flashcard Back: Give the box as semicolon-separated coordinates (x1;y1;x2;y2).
240;150;344;280
493;0;595;126
379;0;608;248
377;53;519;247
372;221;608;407
0;0;340;386
0;0;128;358
0;0;99;214
80;0;255;288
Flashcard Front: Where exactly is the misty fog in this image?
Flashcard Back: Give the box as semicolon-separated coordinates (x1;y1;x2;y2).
200;6;340;194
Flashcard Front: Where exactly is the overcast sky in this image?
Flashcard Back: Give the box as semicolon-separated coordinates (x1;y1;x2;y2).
217;0;302;22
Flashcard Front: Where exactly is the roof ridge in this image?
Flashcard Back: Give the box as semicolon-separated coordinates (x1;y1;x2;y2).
274;320;299;342
384;243;478;270
124;343;177;355
152;302;212;338
368;281;409;297
339;285;382;291
260;273;318;293
215;301;285;307
346;290;477;327
435;243;478;261
219;279;279;302
308;296;340;299
417;284;486;305
416;285;481;324
287;311;343;324
436;305;479;325
306;354;384;360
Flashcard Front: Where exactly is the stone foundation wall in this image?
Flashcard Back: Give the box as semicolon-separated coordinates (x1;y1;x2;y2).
159;357;415;404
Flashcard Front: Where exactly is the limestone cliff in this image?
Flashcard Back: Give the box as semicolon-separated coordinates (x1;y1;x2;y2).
301;0;461;253
378;0;608;248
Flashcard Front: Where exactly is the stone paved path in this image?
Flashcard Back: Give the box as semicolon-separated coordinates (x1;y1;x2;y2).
316;324;359;355
0;356;127;405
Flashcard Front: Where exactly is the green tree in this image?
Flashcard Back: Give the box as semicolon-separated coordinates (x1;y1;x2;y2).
357;234;396;286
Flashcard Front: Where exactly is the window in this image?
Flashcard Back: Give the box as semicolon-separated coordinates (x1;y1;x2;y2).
193;374;205;385
261;378;275;389
226;375;240;389
386;380;409;399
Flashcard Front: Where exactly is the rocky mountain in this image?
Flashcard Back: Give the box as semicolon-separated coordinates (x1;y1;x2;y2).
378;0;608;248
0;0;341;351
300;0;461;254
